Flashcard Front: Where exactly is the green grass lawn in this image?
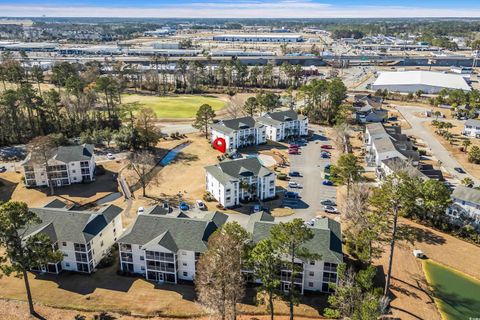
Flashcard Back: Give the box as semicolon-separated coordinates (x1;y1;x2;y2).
423;259;480;320
121;94;226;118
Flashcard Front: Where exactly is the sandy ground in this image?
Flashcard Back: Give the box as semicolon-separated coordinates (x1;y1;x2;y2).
424;121;480;180
373;218;480;320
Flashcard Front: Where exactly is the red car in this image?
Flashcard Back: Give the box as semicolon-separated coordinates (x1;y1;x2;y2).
321;144;333;149
289;144;300;149
288;149;300;155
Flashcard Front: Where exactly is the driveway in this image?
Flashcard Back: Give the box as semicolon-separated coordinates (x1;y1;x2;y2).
277;125;337;223
394;104;480;185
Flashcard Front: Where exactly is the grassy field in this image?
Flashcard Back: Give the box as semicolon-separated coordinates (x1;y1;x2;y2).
423;259;480;320
121;94;226;118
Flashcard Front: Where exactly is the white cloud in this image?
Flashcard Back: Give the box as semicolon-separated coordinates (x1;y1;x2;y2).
0;0;479;18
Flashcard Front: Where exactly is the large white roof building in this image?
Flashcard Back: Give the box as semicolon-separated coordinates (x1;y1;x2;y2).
372;71;471;93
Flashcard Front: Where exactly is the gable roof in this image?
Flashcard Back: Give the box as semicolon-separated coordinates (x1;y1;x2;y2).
205;158;274;185
118;210;228;252
23;143;94;166
42;198;68;209
23;204;122;244
452;185;480;204
247;216;343;264
465;119;480;128
257;110;306;126
211;116;261;134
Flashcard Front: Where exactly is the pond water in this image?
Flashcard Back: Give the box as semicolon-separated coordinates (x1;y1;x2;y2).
423;259;480;320
160;142;190;166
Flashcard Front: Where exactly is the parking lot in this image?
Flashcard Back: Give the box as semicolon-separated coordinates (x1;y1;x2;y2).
277;125;337;223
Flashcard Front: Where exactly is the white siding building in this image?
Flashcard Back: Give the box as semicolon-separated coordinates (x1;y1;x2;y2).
372;71;471;93
24;199;123;274
210;116;266;153
246;212;343;293
22;144;95;188
463;119;480;138
213;34;303;43
205;158;276;208
257;110;309;142
448;185;480;223
117;209;228;283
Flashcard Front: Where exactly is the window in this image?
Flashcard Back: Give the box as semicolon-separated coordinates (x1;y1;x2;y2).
182;251;187;255
140;256;144;261
183;272;188;277
309;271;314;277
141;266;145;271
62;242;67;247
183;262;187;266
308;282;314;287
100;241;104;247
310;261;315;266
72;170;76;173
65;263;70;267
63;253;68;257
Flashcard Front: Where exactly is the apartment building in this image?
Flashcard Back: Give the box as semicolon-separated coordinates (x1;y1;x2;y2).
246;212;343;293
364;123;419;167
257;110;309;142
448;185;480;223
117;209;228;283
24;199;123;274
22;144;95;188
204;158;276;208
210;116;266;153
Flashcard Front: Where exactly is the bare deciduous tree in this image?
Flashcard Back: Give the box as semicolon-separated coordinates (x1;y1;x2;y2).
26;136;57;195
128;151;156;197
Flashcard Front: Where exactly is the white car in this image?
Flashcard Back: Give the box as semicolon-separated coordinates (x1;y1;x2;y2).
324;206;338;214
288;181;302;188
137;206;144;215
106;153;115;160
196;200;206;210
413;249;426;259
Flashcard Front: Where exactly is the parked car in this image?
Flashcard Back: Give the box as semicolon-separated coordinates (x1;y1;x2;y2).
289;171;301;177
196;200;206;210
284;191;299;199
106;153;115;160
288;149;300;155
162;202;171;212
321;144;333;149
321;153;331;159
454;167;466;174
322;180;334;186
324;164;331;172
324;206;338;213
288;181;302;188
289;144;300;149
413;249;426;259
321;199;337;206
179;202;189;211
137;207;144;215
251;204;261;213
0;166;6;173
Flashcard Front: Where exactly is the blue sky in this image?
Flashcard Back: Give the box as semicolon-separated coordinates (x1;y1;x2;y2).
1;0;480;18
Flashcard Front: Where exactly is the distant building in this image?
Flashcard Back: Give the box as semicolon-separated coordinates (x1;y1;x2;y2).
213;34;303;43
372;71;471;93
24;200;123;274
22;144;95;188
448;185;480;223
463;119;480;137
450;66;473;74
256;110;309;142
205;158;276;208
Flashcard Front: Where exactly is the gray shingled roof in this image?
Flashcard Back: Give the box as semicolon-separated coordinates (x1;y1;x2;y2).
257;110;306;126
54;144;94;163
118;211;228;252
452;185;480;204
23;205;123;244
211;116;261;134
465;119;480;127
205;158;274;185
248;216;343;264
42;198;68;209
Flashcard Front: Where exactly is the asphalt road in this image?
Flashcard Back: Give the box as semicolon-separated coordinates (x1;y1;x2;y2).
394;104;480;185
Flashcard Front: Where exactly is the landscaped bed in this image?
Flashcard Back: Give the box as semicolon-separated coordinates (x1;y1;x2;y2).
423;259;480;320
121;94;226;118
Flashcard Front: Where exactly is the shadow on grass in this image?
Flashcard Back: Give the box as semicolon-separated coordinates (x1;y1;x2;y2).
397;224;446;246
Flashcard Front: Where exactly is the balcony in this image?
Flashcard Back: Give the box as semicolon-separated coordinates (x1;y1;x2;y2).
146;253;175;262
120;254;133;262
146;265;176;273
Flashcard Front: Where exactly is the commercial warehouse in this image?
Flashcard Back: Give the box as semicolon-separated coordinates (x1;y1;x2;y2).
371;71;471;93
213;34;303;42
